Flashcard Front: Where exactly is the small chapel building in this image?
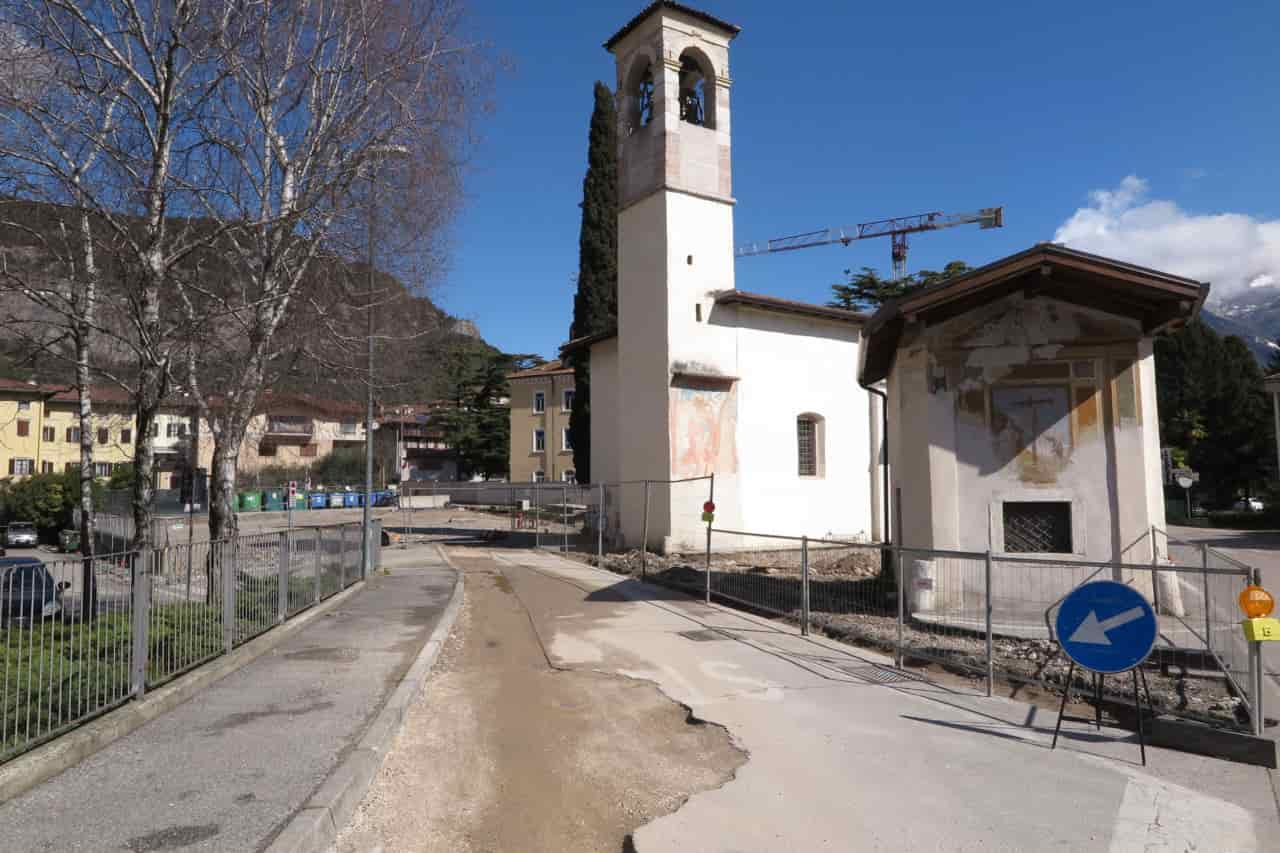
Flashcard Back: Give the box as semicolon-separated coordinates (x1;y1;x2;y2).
568;2;1206;567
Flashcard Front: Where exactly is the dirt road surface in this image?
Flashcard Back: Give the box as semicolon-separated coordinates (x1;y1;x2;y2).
334;550;745;853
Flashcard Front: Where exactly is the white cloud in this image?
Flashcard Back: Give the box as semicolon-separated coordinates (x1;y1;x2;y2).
1052;176;1280;301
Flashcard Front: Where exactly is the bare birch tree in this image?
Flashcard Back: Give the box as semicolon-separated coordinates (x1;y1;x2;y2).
176;0;480;541
0;21;125;616
0;0;231;550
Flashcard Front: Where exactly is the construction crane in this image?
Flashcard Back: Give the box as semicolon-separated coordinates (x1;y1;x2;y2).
735;207;1004;279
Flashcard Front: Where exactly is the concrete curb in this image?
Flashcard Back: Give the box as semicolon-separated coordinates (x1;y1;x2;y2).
0;581;367;806
265;545;465;853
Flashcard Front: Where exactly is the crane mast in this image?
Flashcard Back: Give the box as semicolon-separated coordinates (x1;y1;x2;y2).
736;206;1004;279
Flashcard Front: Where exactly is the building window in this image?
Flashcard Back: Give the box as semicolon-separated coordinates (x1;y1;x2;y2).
93;462;111;478
9;458;34;475
533;429;545;452
797;414;824;477
533;391;545;414
65;462;76;473
301;444;317;458
16;419;29;437
1003;501;1073;553
97;428;109;445
562;389;575;412
259;442;277;457
563;470;575;483
41;426;54;442
166;422;180;438
339;420;357;435
533;470;545;483
121;428;132;445
66;427;80;443
562;427;572;451
16;400;29;411
40;461;53;474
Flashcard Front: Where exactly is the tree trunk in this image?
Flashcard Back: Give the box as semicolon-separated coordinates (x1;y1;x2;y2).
76;334;97;621
75;210;98;620
208;443;240;543
204;443;240;607
131;393;160;552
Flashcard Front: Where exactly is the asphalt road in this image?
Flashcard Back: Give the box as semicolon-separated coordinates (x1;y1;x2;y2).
0;543;456;853
1168;524;1280;588
391;547;1279;852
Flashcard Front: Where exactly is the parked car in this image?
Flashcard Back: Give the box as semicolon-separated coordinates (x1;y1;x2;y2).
1233;498;1265;512
0;557;68;623
4;522;38;547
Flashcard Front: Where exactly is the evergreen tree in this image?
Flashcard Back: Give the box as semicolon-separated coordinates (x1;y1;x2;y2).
437;338;515;480
829;260;971;312
1155;321;1274;505
566;82;619;483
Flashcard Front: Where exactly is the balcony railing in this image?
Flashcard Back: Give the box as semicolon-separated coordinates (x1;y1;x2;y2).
265;417;313;436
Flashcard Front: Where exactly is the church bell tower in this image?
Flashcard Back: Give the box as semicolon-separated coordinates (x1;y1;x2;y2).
606;3;741;548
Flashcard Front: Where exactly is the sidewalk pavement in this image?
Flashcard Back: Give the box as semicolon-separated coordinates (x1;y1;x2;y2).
486;547;1280;852
0;543;457;853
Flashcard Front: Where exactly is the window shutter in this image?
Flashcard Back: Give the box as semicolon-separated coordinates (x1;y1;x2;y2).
7;459;13;474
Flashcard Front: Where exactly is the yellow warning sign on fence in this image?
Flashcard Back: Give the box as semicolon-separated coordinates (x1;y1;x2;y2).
1242;618;1280;642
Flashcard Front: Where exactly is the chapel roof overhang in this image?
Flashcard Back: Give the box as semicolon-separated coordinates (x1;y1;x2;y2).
858;243;1209;386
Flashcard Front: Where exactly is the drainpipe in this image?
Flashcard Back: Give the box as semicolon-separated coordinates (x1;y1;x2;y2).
862;382;891;544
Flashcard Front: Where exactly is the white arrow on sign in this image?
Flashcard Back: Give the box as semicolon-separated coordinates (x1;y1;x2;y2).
1067;606;1147;646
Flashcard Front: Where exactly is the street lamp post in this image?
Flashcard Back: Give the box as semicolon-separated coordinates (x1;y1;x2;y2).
362;145;408;579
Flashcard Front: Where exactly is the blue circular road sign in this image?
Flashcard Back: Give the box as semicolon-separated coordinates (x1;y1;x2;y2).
1055;581;1157;674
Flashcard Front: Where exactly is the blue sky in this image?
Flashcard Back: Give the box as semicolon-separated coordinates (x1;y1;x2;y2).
437;1;1280;358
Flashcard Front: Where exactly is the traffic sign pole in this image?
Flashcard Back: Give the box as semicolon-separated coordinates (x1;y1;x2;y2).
705;474;715;605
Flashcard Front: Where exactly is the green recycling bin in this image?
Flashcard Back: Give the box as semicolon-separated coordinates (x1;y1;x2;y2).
238;491;261;511
261;489;285;511
59;529;81;553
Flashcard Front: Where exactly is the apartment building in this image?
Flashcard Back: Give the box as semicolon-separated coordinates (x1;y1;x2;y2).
0;382;367;486
0;379;139;479
375;404;459;483
196;393;366;477
507;360;576;483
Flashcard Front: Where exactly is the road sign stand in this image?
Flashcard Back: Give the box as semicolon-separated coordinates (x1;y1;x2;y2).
1050;580;1160;766
1050;662;1149;766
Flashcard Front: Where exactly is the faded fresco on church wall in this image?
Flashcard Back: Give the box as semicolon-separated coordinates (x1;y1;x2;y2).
669;383;738;478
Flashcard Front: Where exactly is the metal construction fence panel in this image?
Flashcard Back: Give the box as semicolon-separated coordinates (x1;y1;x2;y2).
0;521;366;766
680;527;1259;731
390;478;713;561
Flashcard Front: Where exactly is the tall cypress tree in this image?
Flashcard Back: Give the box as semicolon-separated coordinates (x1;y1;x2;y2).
567;82;618;483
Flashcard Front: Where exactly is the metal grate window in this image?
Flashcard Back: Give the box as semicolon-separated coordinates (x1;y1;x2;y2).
1003;501;1072;553
797;417;817;477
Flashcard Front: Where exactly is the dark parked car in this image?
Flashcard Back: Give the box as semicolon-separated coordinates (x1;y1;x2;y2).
5;522;38;548
0;557;68;624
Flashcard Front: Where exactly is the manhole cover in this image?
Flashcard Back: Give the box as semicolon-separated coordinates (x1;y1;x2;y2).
678;629;728;642
841;664;915;684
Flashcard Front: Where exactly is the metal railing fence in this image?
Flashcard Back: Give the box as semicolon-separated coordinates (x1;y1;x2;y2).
392;477;714;562
0;520;374;765
677;527;1258;732
381;478;1262;732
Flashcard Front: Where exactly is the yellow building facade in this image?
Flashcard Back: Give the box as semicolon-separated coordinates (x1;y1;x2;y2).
507;361;576;483
0;380;137;479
